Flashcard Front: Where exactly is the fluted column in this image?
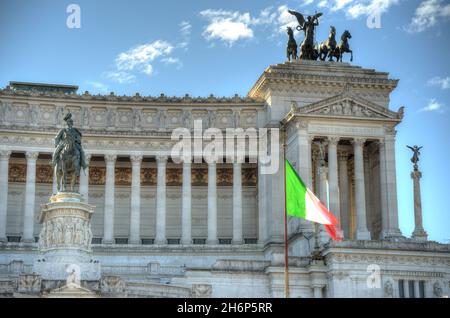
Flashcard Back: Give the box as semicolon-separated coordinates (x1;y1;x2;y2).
22;151;39;242
257;159;268;244
155;155;167;244
181;159;192;245
318;165;329;244
232;162;243;244
0;151;11;242
385;134;402;237
411;169;428;241
378;141;389;238
103;154;117;244
129;154;143;244
338;151;349;239
207;162;218;244
327;137;341;224
352;139;371;240
297;124;314;233
79;154;91;202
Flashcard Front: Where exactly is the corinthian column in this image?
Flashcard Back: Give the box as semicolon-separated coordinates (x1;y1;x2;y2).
103;154;117;244
338;150;349;239
0;151;11;242
385;133;402;237
79;154;91;202
378;140;389;239
22;151;39;243
352;139;371;240
181;159;192;245
232;162;243;244
327;137;340;224
411;169;428;241
129;154;143;244
155;155;167;245
207;162;218;245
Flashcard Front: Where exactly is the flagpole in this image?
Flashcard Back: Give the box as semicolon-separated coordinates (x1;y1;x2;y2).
283;128;290;299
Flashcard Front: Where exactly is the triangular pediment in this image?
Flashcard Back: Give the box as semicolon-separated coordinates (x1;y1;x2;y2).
294;93;402;120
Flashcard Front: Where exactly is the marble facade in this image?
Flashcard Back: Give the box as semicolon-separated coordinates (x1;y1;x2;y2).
0;61;449;298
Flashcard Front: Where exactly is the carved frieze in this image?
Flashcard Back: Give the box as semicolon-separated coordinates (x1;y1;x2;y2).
192;168;208;186
166;168;182;186
18;274;41;294
89;167;106;185
115;167;131;186
141;168;157;186
242;167;257;186
8;163;26;183
38;216;92;251
217;168;233;186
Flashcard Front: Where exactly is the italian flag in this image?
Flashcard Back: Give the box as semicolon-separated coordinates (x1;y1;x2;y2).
285;159;341;241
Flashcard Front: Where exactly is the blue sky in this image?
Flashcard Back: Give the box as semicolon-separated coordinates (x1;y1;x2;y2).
0;0;449;242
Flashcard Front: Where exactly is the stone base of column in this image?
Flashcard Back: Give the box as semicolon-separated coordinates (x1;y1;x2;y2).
232;239;243;245
206;239;218;245
382;229;403;240
21;238;36;243
128;239;141;245
102;239;114;245
181;238;192;245
356;229;371;241
154;238;167;245
412;229;428;241
33;192;100;281
0;236;7;243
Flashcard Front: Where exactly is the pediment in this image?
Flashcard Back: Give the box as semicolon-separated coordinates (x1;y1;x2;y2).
294;94;402;120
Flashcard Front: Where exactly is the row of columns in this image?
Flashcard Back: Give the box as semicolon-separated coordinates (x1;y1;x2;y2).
0;151;246;245
295;130;402;240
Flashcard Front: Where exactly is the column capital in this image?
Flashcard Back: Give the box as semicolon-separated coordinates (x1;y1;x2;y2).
104;154;117;163
181;156;192;165
0;150;12;160
295;119;308;130
25;151;39;161
376;138;386;148
327;136;340;146
156;155;168;164
307;135;315;143
130;154;143;164
352;138;366;147
338;150;349;162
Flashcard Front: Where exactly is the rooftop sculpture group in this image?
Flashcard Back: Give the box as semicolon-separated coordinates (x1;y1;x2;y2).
286;9;353;62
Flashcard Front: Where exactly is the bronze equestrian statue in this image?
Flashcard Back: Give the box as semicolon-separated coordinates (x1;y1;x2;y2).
288;10;322;60
286;27;298;62
285;9;354;63
52;112;88;192
318;26;337;61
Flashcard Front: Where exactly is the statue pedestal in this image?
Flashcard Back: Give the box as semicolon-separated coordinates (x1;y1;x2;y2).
33;192;101;281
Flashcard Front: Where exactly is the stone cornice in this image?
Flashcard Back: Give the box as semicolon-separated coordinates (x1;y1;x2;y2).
248;60;398;99
0;88;264;107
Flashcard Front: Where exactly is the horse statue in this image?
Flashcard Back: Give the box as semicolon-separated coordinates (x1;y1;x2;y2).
329;30;353;62
318;26;337;61
52;112;87;193
286;27;298;62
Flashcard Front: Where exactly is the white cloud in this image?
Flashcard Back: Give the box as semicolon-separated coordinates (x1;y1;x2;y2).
419;99;445;112
200;9;255;45
105;39;183;83
427;76;450;89
162;57;183;68
406;0;450;33
116;40;174;72
179;21;192;49
104;71;136;84
310;0;399;18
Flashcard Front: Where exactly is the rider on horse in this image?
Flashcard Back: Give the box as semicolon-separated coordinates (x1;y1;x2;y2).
52;112;87;171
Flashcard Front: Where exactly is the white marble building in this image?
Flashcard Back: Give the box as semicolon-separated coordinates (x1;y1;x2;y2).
0;61;449;298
